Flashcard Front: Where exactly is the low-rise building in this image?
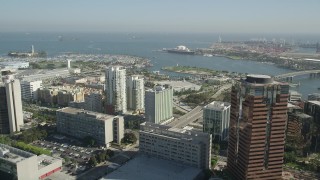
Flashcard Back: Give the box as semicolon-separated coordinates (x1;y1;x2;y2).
0;61;29;69
154;80;201;92
308;93;320;101
0;143;62;180
57;89;84;107
289;90;302;102
139;122;211;169
20;80;42;101
21;68;70;82
56;107;124;145
37;87;59;105
38;86;84;106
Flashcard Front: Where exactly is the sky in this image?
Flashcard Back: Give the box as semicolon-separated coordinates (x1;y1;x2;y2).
1;0;320;34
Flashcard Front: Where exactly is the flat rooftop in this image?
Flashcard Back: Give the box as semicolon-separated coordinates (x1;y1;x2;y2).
309;101;320;106
205;101;230;110
140;122;210;144
38;154;62;170
57;107;121;120
154;80;201;92
0;143;36;164
102;154;202;180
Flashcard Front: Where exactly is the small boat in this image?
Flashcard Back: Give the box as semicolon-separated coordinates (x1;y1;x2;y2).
203;54;213;57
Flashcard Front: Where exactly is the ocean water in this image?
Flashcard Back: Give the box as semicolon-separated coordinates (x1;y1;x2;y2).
0;32;319;99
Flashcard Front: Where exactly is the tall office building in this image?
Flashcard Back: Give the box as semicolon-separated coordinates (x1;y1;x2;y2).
203;101;230;141
304;100;320;152
227;75;289;180
145;85;173;124
20;80;42;101
0;75;24;134
126;75;144;112
105;66;126;114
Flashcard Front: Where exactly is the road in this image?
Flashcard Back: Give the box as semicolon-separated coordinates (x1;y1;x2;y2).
173;102;189;114
211;84;232;99
168;106;202;128
168;83;232;129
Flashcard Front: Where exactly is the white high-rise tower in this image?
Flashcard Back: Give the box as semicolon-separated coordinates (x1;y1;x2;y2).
127;75;144;112
105;66;127;114
0;75;24;133
31;45;34;55
145;85;173;124
67;59;71;69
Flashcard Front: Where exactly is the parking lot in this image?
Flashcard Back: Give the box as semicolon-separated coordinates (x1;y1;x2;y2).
32;134;105;175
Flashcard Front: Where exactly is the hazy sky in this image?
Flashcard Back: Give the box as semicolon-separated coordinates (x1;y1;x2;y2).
1;0;320;33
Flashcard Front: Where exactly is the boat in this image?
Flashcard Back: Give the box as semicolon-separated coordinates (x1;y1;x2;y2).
203;54;213;57
164;45;195;55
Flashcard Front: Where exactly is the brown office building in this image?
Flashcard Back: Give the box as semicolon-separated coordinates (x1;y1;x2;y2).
227;75;289;180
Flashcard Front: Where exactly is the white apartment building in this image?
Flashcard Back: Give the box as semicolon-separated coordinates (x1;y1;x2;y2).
145;86;173;124
56;107;124;145
139;122;212;169
203;101;230;141
105;66;127;114
0;75;23;134
126;75;144;112
20;80;42;101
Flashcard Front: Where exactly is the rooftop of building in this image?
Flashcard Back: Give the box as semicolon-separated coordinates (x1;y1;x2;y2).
287;102;302;109
146;85;172;92
242;74;286;85
289;90;302;95
140;122;210;143
129;75;144;79
57;107;121;120
204;101;231;110
102;154;202;180
154;80;201;92
37;154;62;170
0;143;36;164
291;112;312;119
308;93;320;96
106;66;126;71
308;101;320;106
0;61;29;65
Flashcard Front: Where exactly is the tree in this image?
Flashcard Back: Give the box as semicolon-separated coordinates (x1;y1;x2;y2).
121;132;137;144
284;152;296;163
89;156;98;166
106;149;114;157
83;136;96;147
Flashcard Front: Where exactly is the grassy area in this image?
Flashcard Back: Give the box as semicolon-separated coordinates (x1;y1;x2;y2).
29;60;104;71
162;66;220;75
14;141;51;155
226;56;243;60
173;107;186;116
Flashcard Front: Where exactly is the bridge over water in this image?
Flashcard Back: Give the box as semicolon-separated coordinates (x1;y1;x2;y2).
274;70;320;80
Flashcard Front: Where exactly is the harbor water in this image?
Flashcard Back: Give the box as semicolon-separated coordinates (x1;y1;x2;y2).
0;32;319;99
